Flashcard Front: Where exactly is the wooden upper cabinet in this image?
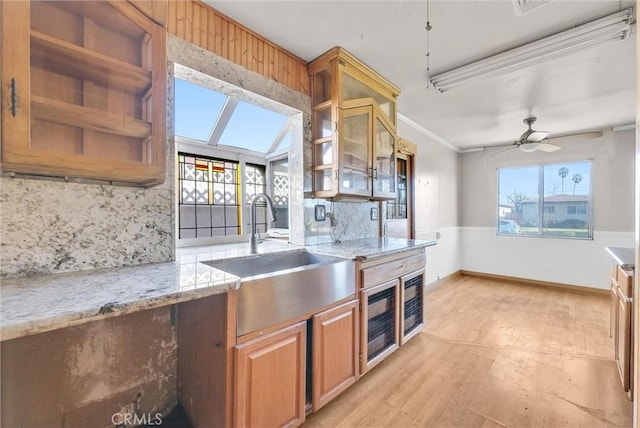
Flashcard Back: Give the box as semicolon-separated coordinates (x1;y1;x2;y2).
309;47;400;200
1;0;167;187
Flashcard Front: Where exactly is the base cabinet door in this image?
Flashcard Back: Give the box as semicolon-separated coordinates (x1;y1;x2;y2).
615;288;632;392
610;279;618;338
361;279;400;374
312;299;359;411
234;322;306;428
400;269;425;344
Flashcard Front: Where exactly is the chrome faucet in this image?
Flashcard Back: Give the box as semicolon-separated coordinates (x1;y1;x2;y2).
249;193;279;254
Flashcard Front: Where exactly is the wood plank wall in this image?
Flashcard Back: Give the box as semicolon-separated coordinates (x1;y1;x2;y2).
167;0;310;95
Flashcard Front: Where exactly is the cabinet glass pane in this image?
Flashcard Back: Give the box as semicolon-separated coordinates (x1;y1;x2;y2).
314;108;332;139
367;287;397;361
374;117;395;194
342;73;395;124
341;111;369;192
312;69;332;105
314;169;333;191
342;168;369;190
314;141;332;165
403;274;423;335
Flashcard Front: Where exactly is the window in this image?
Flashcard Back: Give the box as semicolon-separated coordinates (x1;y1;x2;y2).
497;161;592;239
387;158;408;219
269;157;290;229
178;154;240;239
174;65;297;245
567;205;587;215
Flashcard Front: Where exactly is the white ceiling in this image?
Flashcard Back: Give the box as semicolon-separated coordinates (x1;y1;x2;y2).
206;0;636;150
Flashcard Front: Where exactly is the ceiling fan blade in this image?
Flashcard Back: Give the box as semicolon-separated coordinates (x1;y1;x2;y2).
548;131;603;144
535;142;561;152
490;146;519;158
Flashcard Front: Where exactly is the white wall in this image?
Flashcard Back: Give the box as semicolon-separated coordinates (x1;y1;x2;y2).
460;129;635;289
398;118;462;285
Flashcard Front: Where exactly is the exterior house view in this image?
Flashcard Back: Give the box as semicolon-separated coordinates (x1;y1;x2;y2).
0;1;638;427
521;194;590;227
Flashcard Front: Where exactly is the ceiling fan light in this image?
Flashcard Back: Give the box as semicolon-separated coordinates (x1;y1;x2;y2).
527;130;550;142
537;142;561;152
519;143;540;152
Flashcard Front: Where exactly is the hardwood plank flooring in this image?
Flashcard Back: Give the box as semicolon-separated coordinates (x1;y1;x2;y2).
304;274;632;427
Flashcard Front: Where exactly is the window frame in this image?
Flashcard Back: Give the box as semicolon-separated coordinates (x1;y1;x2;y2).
496;160;594;240
173;63;298;248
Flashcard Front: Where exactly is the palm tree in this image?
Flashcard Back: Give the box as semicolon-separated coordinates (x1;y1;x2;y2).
558;167;569;194
572;173;582;195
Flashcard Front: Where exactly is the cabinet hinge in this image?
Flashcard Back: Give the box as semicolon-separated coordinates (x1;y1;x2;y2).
335;121;339;132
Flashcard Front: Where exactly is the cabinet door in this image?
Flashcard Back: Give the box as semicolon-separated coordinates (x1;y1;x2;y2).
400;269;425;345
610;279;618;338
361;279;400;374
338;106;372;197
312;300;359;411
615;287;631;392
1;0;167;186
234;322;306;428
372;108;397;200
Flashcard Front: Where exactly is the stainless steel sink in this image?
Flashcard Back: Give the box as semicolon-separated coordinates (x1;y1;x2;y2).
203;250;344;279
203;250;355;336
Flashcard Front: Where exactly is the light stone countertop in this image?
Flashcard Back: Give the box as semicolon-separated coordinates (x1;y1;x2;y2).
605;246;635;270
0;240;298;341
0;238;435;341
307;237;437;261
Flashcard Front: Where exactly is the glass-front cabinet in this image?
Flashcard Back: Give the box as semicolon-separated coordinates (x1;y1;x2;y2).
309;47;400;200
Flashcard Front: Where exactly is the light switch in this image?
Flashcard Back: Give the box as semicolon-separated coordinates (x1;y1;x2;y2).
315;204;326;222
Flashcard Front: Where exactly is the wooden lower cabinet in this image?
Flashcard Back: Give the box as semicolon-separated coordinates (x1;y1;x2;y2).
358;248;427;375
234;322;307;428
312;300;359;411
610;264;634;399
615;288;631;392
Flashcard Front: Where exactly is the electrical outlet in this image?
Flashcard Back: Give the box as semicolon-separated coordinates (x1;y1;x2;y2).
370;207;378;221
314;204;326;221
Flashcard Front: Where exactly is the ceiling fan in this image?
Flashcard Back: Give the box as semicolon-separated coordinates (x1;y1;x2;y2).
490;117;603;157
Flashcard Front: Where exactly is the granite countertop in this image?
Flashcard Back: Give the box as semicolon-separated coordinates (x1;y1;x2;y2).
0;241;298;341
308;237;437;261
0;238;435;341
605;246;635;270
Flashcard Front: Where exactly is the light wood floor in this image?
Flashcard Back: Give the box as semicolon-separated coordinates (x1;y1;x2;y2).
304;274;632;428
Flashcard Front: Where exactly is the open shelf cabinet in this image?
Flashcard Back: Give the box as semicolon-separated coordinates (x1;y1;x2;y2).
1;0;167;186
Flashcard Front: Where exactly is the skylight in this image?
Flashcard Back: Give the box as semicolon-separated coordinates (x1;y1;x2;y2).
174;78;227;142
174;77;290;155
218;101;289;153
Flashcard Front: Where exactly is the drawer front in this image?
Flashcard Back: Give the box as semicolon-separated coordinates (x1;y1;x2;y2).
362;252;425;288
617;266;633;298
